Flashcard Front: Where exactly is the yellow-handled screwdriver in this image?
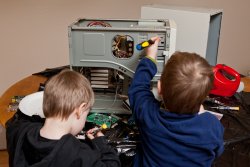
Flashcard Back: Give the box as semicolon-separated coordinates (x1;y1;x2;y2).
136;39;155;50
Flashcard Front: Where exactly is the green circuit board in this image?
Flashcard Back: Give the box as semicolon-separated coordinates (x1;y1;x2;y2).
87;113;120;128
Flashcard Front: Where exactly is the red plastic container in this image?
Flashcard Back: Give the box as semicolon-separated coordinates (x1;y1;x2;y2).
210;64;240;97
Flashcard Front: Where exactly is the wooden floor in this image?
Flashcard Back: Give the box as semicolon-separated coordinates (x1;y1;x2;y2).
0;150;9;167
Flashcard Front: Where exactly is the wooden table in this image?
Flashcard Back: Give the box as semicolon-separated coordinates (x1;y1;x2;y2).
0;75;47;127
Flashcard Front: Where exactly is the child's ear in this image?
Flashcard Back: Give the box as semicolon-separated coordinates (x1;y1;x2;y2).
157;80;162;96
76;102;87;119
79;102;87;112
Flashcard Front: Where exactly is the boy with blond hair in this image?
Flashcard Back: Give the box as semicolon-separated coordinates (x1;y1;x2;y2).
128;37;224;167
6;70;120;167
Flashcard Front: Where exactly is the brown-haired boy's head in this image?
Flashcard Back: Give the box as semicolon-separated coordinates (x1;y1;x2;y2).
158;51;214;114
43;70;94;120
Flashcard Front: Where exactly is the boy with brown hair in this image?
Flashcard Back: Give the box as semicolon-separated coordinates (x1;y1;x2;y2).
6;70;121;167
128;37;224;167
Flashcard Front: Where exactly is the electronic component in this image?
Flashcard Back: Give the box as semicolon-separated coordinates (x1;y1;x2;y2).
87;113;120;128
112;35;134;58
90;68;110;88
8;96;25;112
11;95;25;103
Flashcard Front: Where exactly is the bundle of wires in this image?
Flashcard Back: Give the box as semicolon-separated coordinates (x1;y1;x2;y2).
87;21;111;27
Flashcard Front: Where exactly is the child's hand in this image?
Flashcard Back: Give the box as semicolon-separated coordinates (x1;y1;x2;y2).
86;127;104;140
146;36;161;60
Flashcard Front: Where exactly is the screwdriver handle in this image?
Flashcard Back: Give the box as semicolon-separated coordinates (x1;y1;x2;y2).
136;39;155;50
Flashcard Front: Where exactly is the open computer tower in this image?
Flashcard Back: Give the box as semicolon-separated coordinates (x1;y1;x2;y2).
68;18;176;114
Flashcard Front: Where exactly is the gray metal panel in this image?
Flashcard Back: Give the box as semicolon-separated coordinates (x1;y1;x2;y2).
206;13;222;66
91;94;131;114
83;33;105;56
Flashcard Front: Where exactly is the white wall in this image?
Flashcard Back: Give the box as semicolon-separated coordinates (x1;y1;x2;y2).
0;0;250;96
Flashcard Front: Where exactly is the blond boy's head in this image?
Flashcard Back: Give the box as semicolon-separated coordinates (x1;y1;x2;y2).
43;70;94;120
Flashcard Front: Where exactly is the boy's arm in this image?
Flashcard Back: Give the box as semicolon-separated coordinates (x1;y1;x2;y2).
128;37;160;120
128;58;157;112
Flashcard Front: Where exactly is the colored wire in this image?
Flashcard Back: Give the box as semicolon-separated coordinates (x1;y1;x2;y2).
87;21;111;27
